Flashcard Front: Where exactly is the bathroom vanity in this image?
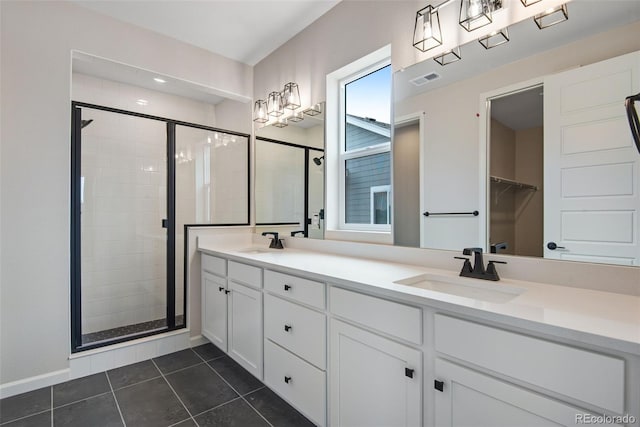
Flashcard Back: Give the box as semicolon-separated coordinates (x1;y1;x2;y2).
198;240;640;427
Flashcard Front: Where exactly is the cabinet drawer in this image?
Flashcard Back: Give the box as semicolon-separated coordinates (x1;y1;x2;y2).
264;294;326;369
201;254;226;277
228;260;262;289
264;270;325;309
434;314;625;414
264;339;326;427
329;287;422;345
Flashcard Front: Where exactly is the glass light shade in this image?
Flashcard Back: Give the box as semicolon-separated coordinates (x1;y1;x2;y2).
282;82;301;110
434;47;462;66
303;103;322;116
267;91;284;117
413;5;442;52
289;111;304;122
460;0;492;32
253;99;268;123
534;4;568;29
478;27;509;49
273;117;288;128
521;0;542;5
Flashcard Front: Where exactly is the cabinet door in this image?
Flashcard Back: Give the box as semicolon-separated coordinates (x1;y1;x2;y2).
434;359;621;427
201;271;228;352
228;280;263;380
329;319;422;427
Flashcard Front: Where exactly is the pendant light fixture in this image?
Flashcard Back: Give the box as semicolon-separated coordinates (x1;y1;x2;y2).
267;91;284;117
434;46;461;66
289;111;305;123
273;117;288;128
459;0;492;32
520;0;542;5
478;27;509;49
282;82;301;110
253;99;268;123
413;5;443;52
534;4;568;29
304;103;322;116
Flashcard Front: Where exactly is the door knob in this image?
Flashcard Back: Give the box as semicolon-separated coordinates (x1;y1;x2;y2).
547;242;565;250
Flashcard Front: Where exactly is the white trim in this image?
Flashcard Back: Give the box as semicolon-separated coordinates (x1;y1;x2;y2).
478;77;545;252
0;369;70;400
370;185;391;225
395;112;426;247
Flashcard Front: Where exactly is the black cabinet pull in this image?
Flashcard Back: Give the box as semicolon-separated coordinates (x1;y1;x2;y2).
405;368;414;378
284;376;292;384
225;290;231;294
218;286;225;292
284;284;292;291
547;242;565;250
284;324;292;332
434;380;444;392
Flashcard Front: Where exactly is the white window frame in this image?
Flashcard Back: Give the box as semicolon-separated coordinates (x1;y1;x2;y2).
370;185;391;225
326;48;392;237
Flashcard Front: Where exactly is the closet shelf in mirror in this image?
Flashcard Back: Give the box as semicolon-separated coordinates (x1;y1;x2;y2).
490;175;538;191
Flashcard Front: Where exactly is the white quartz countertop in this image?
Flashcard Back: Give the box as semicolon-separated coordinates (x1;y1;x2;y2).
198;243;640;355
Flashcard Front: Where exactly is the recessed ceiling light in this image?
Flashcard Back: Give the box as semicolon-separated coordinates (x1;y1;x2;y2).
136;99;148;106
153;77;166;84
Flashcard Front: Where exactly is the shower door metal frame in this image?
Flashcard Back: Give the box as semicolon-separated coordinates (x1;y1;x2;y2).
70;101;251;353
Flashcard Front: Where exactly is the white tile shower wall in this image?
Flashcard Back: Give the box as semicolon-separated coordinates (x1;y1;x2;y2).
73;73;223;334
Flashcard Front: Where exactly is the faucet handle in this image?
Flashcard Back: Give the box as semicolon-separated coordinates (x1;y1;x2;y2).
454;256;473;275
485;260;506;281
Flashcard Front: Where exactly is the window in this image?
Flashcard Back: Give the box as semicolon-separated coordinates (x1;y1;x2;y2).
339;63;392;231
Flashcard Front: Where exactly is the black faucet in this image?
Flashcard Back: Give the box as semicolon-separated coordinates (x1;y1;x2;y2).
290;230;305;237
455;247;506;281
261;232;284;249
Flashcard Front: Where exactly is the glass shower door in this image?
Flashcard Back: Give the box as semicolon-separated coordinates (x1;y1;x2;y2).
75;106;169;347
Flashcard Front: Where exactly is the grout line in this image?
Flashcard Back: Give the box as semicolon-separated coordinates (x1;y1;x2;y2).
0;408;52;426
155;360;206;377
189;395;243;419
52;390;113;410
109;375;163;392
151;359;200;427
202;361;274;427
105;371;127;427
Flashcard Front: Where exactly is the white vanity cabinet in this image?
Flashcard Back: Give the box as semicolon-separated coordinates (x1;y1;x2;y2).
329;286;423;427
433;314;626;427
201;254;263;380
263;269;327;427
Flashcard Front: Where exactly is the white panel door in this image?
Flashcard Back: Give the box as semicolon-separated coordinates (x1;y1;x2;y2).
227;280;263;380
544;51;640;265
434;359;621;427
201;271;228;352
329;319;422;427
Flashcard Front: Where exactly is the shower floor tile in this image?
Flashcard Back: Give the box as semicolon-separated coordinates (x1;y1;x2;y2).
81;315;184;345
0;344;312;427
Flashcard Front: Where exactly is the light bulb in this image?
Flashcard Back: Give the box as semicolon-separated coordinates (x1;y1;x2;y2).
468;0;482;18
423;14;433;39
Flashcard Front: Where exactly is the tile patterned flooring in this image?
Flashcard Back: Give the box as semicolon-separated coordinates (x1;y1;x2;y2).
0;344;315;427
81;316;185;345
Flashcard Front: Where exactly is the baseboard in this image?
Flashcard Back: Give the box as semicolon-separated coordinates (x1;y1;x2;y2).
190;335;209;347
0;368;70;399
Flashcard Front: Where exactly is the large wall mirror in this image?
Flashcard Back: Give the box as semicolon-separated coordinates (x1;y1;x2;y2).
255;104;325;239
393;1;640;266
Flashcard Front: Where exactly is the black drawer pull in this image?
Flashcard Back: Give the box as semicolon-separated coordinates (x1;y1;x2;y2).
284;376;292;384
218;286;225;292
224;290;231;294
405;368;414;378
434;380;444;392
284;284;292;291
284;324;292;332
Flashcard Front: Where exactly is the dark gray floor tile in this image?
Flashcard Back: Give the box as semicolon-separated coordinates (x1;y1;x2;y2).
195;398;269;427
245;387;314;427
107;360;160;389
53;393;122;427
153;349;202;374
52;373;110;407
2;411;51;427
208;356;263;395
170;418;197;427
0;387;50;424
165;363;237;415
192;343;225;362
114;377;188;427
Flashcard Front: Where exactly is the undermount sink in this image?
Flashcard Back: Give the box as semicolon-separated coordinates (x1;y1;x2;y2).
394;273;525;303
236;248;272;254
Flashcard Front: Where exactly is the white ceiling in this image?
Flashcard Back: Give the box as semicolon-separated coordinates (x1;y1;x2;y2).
72;0;341;66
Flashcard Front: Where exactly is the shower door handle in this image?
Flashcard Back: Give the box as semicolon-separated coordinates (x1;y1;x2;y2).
162;219;168;228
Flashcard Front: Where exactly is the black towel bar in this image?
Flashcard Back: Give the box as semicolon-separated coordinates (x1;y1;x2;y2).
423;210;479;217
